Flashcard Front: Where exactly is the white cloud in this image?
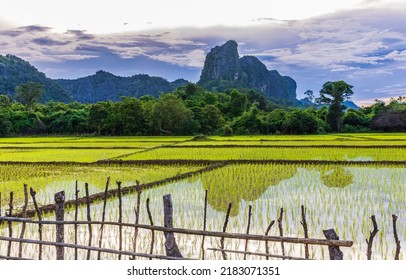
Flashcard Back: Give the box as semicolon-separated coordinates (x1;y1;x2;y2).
329;64;362;72
1;2;405;104
2;0;395;33
149;49;205;68
369;83;406;95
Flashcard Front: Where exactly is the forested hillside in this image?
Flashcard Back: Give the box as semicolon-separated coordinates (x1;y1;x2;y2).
0;83;404;136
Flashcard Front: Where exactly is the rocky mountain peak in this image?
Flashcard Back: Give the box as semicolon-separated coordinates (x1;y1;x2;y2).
198;40;297;103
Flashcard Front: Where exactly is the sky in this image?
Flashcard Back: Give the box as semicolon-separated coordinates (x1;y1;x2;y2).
1;0;406;106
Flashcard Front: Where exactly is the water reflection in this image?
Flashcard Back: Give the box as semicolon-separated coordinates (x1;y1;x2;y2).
201;164;298;216
320;167;354;188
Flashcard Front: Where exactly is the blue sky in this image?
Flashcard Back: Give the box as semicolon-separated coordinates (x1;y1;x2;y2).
1;0;406;105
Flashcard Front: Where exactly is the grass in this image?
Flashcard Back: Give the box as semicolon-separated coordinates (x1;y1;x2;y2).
0;163;204;207
0;133;405;260
177;140;406;146
3;163;403;260
122;146;406;161
0;148;136;162
0;142;173;148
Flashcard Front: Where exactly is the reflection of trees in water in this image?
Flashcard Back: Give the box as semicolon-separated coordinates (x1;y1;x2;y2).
319;166;354;188
201;164;297;216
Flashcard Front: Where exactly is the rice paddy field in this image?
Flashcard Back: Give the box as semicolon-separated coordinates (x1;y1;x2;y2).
0;133;405;260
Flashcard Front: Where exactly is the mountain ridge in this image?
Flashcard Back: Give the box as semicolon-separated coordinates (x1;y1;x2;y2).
197;40;297;104
56;70;188;103
0;54;72;102
1;40;298;104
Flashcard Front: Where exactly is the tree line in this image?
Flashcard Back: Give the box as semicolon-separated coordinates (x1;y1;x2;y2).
0;81;405;136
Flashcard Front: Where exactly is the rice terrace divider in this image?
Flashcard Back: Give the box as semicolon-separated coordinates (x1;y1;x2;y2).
9;162;228;218
0;134;405;260
0;187;353;260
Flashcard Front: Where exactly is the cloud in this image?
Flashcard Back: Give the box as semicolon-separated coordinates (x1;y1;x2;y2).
0;30;24;37
149;49;206;68
32;37;71;46
368;83;406;95
20;25;51;32
0;3;405;105
65;30;95;40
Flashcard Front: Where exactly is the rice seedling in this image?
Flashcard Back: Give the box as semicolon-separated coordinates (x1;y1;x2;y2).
0;134;404;260
122;146;406;161
0;148;135;162
0;163;204;207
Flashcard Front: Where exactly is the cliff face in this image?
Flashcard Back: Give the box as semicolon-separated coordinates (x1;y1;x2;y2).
198;40;297;103
199;40;241;84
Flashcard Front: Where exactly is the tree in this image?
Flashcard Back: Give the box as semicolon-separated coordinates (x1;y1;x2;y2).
115;97;146;135
283;109;319;134
0;94;12;108
343;109;369;128
316;81;353;132
200;105;225;134
89;103;109;134
303;90;314;103
152;94;195;135
232;103;265;134
15;82;44;110
265;109;288;134
0;112;11;136
227;89;247;119
370;99;406;132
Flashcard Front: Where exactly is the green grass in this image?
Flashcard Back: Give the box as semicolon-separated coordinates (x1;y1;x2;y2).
0;136;191;142
122;146;406;161
0;141;172;148
178;140;406;146
5;163;403;259
0;148;136;162
0;133;405;259
0;163;204;207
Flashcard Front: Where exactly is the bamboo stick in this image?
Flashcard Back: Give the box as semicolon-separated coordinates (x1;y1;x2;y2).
55;191;65;260
0;236;193;260
323;229;344;260
30;188;42;260
366;215;379;260
18;184;28;258
265;220;275;260
207;248;309;260
74;181;79;260
301;205;309;259
392;214;401;260
85;183;92;260
7;191;14;258
163;194;183;258
244;204;252;260
278;207;285;258
133;181;141;256
146;197;154;260
0;217;354;247
220;203;232;260
98;177;110;260
201;189;208;260
117;181;123;260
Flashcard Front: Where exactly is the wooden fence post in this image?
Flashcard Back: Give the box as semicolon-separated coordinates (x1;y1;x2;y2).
323;229;343;260
163;194;183;259
55;191;65;260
